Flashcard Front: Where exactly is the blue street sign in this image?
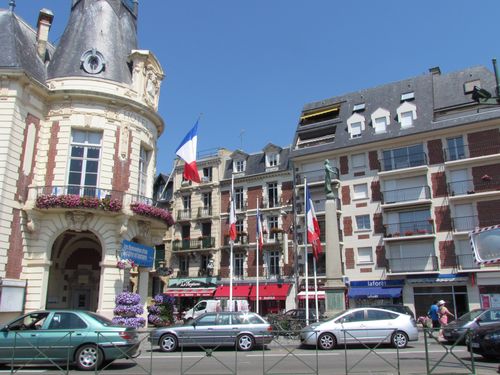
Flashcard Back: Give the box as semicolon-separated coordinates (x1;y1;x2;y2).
121;240;154;267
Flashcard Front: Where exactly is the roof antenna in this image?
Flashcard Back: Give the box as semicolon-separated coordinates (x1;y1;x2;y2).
9;0;15;11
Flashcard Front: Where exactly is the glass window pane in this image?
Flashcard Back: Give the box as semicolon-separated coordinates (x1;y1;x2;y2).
87;148;100;159
87;132;102;145
68;172;81;185
71;146;84;158
72;130;86;143
69;159;82;172
86;160;98;173
84;174;97;186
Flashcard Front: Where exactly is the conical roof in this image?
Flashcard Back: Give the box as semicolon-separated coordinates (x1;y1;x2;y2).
47;0;138;84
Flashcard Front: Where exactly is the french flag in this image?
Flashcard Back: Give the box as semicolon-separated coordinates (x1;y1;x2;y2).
229;176;237;241
306;185;322;260
175;121;201;183
256;204;264;249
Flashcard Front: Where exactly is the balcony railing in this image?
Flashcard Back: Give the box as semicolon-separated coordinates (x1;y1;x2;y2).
296;197;341;214
448;179;500;196
224;235;249;246
381;186;431;204
31;185;124;201
177;209;191;221
295;167;340;185
455;254;480;270
452;215;499;232
197;206;212;218
387;256;439;273
444;142;500;161
173;237;215;251
384;220;434;238
379;152;428;172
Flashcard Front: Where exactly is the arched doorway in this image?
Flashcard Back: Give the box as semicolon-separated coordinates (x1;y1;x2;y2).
46;231;102;311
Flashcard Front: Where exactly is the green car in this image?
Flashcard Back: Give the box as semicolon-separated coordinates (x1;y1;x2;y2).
0;310;140;370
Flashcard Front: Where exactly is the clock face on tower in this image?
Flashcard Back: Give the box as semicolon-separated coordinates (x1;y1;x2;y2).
80;49;106;74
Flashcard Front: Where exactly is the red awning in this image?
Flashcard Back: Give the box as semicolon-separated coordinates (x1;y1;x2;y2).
249;284;291;301
214;285;251;299
164;288;215;297
297;291;326;300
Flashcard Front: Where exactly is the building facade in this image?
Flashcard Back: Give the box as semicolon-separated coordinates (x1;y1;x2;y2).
0;1;171;323
291;64;500;318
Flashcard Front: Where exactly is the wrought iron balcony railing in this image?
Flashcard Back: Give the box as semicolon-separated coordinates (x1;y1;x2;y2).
455;254;480;270
384;219;434;238
387;255;439;273
381;186;431;204
295;167;340;185
197;206;212;218
447;179;500;196
379;152;428;172
177;209;191;221
443;142;500;161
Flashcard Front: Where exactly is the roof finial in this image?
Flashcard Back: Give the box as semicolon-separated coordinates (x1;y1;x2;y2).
9;0;15;11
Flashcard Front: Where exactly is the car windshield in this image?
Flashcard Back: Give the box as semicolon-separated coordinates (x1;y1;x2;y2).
456;310;484;322
87;312;114;326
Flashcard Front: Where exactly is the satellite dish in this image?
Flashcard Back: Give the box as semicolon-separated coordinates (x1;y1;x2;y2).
470;225;500;263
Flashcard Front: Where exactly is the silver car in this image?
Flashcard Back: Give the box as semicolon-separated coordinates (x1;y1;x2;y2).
300;307;419;350
443;308;500;344
149;312;273;352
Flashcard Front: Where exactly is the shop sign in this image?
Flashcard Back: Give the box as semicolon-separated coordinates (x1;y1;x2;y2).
168;277;217;289
349;279;404;287
121;240;154;267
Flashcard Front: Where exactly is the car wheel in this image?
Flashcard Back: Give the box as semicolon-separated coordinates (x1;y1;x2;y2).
237;334;254;351
318;332;336;350
159;334;178;352
75;344;103;371
392;331;409;349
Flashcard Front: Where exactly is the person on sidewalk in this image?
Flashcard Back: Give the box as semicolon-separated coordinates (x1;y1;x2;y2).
427;300;440;337
438;300;454;339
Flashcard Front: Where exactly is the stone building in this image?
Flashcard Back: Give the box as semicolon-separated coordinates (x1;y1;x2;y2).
0;0;171;322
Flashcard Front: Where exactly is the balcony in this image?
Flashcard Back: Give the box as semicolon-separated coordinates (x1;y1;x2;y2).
176;209;192;221
379;152;428;172
223;234;249;246
295;167;340;186
197;206;212;219
381;186;431;205
172;237;215;251
296;197;341;214
384;220;435;239
452;215;498;233
387;256;439;273
455;254;480;270
444;142;500;162
448;179;500;197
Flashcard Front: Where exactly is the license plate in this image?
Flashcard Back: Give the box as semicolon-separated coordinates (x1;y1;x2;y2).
471;342;480;348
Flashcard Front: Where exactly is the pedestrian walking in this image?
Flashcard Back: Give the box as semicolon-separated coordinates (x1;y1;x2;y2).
427;300;440;337
438;300;454;339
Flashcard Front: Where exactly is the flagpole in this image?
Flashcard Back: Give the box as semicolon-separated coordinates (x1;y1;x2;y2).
256;198;260;314
155;159;179;206
313;256;319;322
229;175;234;312
304;179;309;326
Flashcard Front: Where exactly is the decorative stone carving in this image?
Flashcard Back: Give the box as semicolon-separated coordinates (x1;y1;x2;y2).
120;217;129;237
144;65;160;108
66;211;93;232
138;220;151;239
119;123;130;160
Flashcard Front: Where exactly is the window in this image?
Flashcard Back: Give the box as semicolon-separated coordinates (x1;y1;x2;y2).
202;192;212;208
356;215;371;230
182;195;191;210
366;310;397;321
267;182;279;208
48;313;87;329
234;159;245;173
446;136;465;161
357;247;373;264
68;130;102;196
202;167;212;182
382;144;425;171
201;255;211;271
234;253;244;278
352;153;365;169
374;117;387;133
266;153;279;167
353;183;368;199
179;256;189;273
196;314;217;326
235;187;244;210
236;219;244;234
342;310;364;323
267;250;280;277
268;216;279;240
351;122;362;138
400;111;413;128
347;113;365;139
138;147;150;196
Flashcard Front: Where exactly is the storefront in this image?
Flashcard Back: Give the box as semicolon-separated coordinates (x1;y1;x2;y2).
249;283;291;315
347;279;404;308
164;277;217;313
408;273;470;318
477;271;500;309
297;290;326;314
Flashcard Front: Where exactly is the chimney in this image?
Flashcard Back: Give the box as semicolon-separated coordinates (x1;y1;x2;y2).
36;8;54;60
429;66;441;76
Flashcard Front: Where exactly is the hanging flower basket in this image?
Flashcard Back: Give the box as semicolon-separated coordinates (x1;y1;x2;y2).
117;259;135;269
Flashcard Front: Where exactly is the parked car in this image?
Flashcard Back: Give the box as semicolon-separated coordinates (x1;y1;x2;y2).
0;310;140;370
468;321;500;360
149;311;273;352
299;307;419;350
443;308;500;344
373;305;415;319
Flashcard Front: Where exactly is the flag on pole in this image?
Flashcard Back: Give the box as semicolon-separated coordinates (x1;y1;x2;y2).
175;120;201;183
229;176;237;241
306;185;322;260
256;204;264;249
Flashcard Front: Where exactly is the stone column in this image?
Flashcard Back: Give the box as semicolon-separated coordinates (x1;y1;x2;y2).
325;198;346;312
137;268;150;323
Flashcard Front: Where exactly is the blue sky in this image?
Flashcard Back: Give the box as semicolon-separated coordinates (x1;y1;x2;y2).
11;0;500;175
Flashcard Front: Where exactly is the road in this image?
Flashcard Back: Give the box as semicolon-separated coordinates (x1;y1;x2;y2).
1;336;498;375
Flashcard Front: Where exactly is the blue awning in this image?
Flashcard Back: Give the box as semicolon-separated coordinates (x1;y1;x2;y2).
348;287;402;299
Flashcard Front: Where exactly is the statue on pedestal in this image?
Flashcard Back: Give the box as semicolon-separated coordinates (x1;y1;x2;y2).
324;159;336;200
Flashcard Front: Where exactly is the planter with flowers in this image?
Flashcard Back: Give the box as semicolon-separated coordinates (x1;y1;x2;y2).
481;174;492;182
36;194;122;212
117;259;135;270
147;294;176;326
112;291;146;328
130;202;175;226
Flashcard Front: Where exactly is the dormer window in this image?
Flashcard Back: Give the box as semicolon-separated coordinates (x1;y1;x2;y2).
347;113;365;139
397;101;417;129
266;153;279;167
371;108;390;134
234;159;245;173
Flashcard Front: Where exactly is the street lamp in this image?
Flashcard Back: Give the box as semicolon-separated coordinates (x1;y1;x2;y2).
472;58;500;105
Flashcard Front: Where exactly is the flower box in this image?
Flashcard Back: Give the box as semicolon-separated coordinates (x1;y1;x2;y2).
404;230;414;236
